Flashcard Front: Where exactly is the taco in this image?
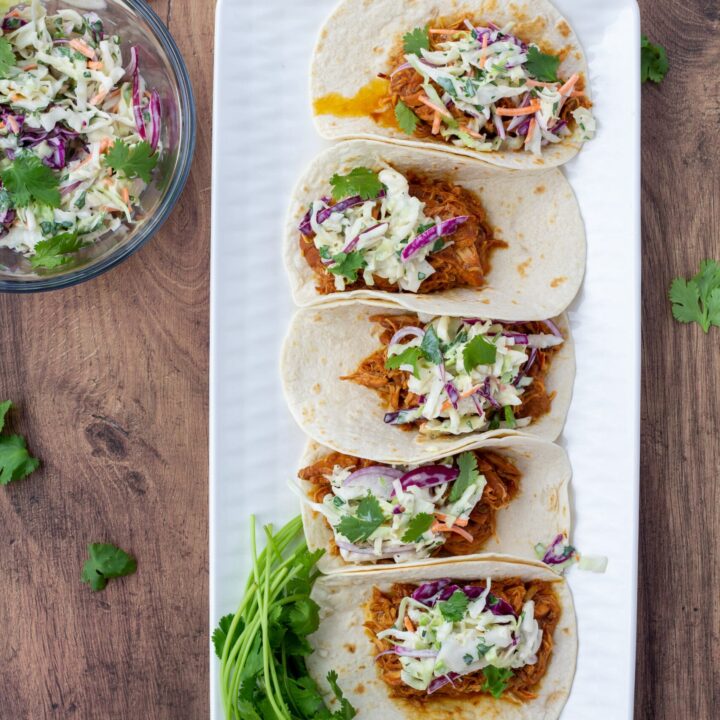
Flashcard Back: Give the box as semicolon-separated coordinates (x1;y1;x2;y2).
297;436;571;571
286;139;585;318
307;558;576;718
311;0;595;169
281;303;574;463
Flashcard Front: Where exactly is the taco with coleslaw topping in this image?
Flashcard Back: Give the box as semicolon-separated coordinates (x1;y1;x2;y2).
286;139;586;318
307;559;576;719
297;436;571;571
281;304;574;463
311;0;594;169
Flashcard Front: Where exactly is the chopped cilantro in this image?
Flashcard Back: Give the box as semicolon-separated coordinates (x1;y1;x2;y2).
482;666;513;698
525;46;560;83
336;494;385;543
81;542;137;591
641;35;669;84
104;139;157;182
329;166;383;201
448;451;479;503
401;512;434;543
431;238;445;252
385;346;423;378
395;100;419;135
0;154;60;208
669;259;720;332
463;335;497;371
403;25;429;55
328;251;365;282
438;589;469;622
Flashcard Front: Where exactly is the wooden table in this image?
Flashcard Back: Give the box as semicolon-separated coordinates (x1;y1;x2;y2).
0;0;710;717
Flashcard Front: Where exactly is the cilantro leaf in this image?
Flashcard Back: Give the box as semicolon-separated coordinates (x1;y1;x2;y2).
0;37;16;77
669;260;720;332
329;251;365;282
212;613;238;659
104;139;158;183
286;597;320;637
641;35;669;84
327;670;358;719
286;675;328;718
525;46;560;83
463;335;497;371
0;399;11;433
403;26;429;55
336;494;385;543
401;512;434;543
0;434;40;485
30;231;88;270
329;167;383;201
420;325;443;364
448;451;479;503
395;100;419;135
81;542;137;591
482;666;513;698
385;346;423;378
0;154;60;208
438;589;469;622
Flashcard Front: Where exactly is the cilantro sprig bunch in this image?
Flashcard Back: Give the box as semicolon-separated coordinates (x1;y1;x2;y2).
215;516;356;720
0;400;40;485
641;35;669;84
670;260;720;332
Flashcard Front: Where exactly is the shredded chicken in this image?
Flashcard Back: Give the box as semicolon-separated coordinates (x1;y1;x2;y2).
365;578;561;701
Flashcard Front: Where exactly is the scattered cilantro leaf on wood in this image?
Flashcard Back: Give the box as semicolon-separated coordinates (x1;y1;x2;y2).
641;35;669;84
0;400;40;485
463;335;497;371
401;512;434;543
329;167;383;201
482;666;513;698
336;494;385;543
438;589;469;622
403;26;429;55
669;260;720;332
104;139;157;182
81;542;137;591
525;46;560;82
448;451;479;503
395;100;419;135
0;154;60;208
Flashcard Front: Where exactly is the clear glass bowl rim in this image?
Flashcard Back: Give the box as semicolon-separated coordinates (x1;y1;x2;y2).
0;0;197;293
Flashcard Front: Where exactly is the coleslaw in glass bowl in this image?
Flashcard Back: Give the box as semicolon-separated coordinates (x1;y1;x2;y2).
0;0;195;292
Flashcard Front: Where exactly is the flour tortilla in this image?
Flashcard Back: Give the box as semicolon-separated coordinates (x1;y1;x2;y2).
286;139;585;319
307;558;577;720
281;303;575;463
311;0;590;170
298;435;571;572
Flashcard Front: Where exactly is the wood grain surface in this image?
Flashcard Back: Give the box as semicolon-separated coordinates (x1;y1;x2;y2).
0;0;712;718
0;0;212;718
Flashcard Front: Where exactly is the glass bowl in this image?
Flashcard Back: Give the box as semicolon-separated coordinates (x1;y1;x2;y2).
0;0;196;292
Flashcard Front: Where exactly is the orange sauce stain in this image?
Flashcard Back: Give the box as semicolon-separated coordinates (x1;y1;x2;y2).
313;77;397;128
551;276;567;288
517;258;532;277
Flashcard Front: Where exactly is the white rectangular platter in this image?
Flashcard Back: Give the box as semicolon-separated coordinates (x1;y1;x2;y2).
210;0;641;717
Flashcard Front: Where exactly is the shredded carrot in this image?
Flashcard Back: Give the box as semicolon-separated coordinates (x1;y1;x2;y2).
417;94;452;119
431;522;474;543
99;137;113;153
440;384;483;412
6;115;19;134
559;73;579;96
69;38;96;60
434;513;469;527
495;102;540;117
121;187;130;205
87;61;104;71
404;616;415;632
90;88;108;106
75;154;95;170
480;34;488;66
10;93;24;102
8;9;22;17
570;90;585;98
524;119;537;148
428;28;463;35
22;64;38;72
431;111;441;135
460;124;484;139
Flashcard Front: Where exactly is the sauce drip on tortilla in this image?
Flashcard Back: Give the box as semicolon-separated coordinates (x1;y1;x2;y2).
314;77;397;128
